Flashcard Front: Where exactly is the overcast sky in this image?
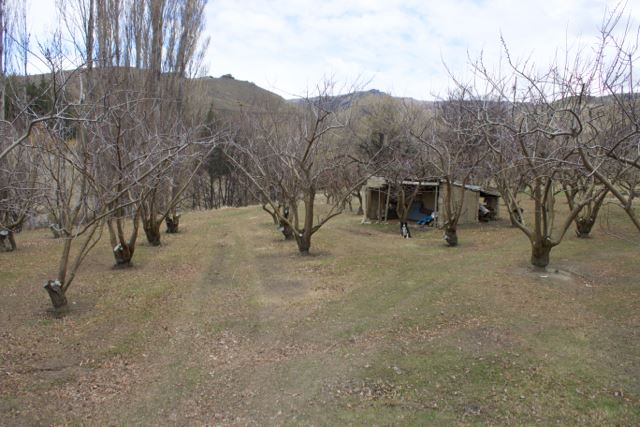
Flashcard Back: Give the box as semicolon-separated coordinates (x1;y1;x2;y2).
27;0;640;100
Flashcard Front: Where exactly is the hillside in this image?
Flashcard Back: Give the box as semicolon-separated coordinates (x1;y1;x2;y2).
17;69;432;118
192;74;286;112
16;70;286;115
17;69;635;121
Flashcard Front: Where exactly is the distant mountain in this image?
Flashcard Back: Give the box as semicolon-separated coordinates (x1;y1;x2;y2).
192;74;285;112
287;89;385;110
18;70;287;115
287;88;433;113
19;69;434;117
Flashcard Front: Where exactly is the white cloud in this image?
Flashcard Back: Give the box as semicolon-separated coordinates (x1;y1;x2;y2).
25;0;640;99
204;0;639;99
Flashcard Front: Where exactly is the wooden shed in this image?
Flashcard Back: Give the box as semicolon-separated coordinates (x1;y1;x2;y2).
363;177;500;226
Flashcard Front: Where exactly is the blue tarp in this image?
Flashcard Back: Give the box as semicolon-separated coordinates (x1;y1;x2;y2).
407;201;424;221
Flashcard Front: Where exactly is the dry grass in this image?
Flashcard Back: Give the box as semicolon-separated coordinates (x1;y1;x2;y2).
1;200;639;425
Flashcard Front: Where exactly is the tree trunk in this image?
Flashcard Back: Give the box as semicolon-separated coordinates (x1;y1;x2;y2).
50;224;64;239
530;241;553;270
354;191;364;215
574;217;595;238
43;280;68;311
279;206;294;240
383;187;391;222
573;191;606;238
108;211;140;267
296;190;315;254
295;232;311;254
8;230;15;251
510;207;524;227
143;220;161;246
280;220;294;240
112;242;134;267
444;227;458;247
262;204;279;225
165;214;180;233
0;228;16;251
282;225;294;240
208;174;215;209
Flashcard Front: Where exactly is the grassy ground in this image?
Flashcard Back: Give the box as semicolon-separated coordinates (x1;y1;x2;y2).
1;200;639;426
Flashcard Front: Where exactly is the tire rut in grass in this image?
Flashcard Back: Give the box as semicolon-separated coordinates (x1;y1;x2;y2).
105;212;380;424
108;215;314;424
104;225;246;423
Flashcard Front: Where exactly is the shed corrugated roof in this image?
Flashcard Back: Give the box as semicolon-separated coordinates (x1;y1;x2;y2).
365;176;500;197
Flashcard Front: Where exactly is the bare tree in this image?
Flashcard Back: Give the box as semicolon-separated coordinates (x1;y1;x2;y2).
0;125;38;251
412;90;489;246
227;83;374;254
562;175;609;238
0;28;94;250
574;8;640;233
469;42;606;269
355;96;425;234
37;120;106;310
383;153;425;237
36;94;203;310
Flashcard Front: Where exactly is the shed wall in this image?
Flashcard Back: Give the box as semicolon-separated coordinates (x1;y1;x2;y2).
365;188;389;220
438;185;480;226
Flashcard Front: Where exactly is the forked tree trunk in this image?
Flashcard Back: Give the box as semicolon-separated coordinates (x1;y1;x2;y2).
279;206;294;240
143;220;162;246
262;204;279;225
43;280;68;311
572;191;606;238
108;211;140;267
113;242;134;267
0;228;16;251
574;217;596;238
530;240;553;270
444;227;458;247
165;214;180;233
510;207;524;227
8;230;15;251
50;224;64;239
280;220;294;240
295;232;311;254
353;191;364;215
141;190;162;246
